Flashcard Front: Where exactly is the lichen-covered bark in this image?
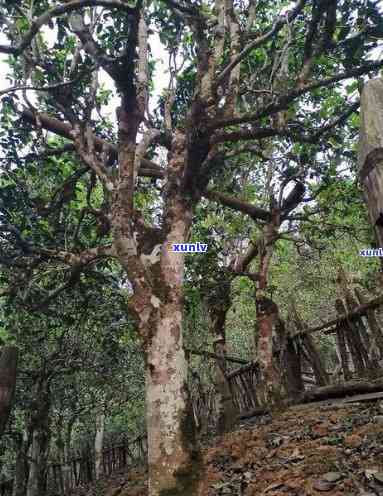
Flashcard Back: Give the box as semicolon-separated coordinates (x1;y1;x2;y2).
359;77;383;246
146;302;198;496
256;296;281;405
145;132;199;496
94;411;105;479
255;218;281;406
206;281;237;434
213;337;237;435
114;130;201;496
13;430;30;496
0;346;18;439
283;335;304;397
26;378;51;496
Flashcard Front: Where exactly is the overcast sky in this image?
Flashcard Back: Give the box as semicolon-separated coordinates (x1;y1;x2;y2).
0;6;382;141
0;26;170;121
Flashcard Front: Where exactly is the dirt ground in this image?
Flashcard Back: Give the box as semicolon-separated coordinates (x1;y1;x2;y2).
73;400;383;496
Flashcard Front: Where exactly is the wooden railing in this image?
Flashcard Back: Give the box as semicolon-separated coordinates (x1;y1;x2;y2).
190;289;383;423
226;361;260;412
0;480;12;496
0;435;147;496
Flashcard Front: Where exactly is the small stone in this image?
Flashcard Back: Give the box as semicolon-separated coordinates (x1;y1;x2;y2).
312;424;329;438
231;462;242;472
313;479;335;492
365;468;379;480
329;414;338;424
373;472;383;484
265;433;284;448
329;425;343;432
351;414;370;426
374;415;383;424
323;472;342;483
344;434;362;448
263;482;285;493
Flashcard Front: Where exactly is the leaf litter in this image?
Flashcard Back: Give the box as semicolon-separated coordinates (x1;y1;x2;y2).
71;400;383;496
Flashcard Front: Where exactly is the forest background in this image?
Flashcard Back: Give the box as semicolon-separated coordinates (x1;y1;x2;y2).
0;1;382;496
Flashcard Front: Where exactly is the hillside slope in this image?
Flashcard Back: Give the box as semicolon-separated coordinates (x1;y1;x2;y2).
74;400;383;496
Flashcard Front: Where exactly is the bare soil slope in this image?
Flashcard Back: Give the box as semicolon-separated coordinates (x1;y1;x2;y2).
73;400;383;496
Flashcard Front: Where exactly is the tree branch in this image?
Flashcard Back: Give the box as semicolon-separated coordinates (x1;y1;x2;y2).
212;61;382;130
204;190;271;222
215;0;306;87
20;109;165;178
212;101;360;145
36;244;116;266
233;242;259;272
0;78;81;98
68;11;125;85
161;0;202;16
0;0;136;55
73;123;115;191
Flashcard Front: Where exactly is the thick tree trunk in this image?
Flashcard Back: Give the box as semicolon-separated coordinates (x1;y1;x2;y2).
26;378;51;496
254;217;282;406
301;334;329;386
63;420;74;494
0;346;18;439
113;112;201;493
290;302;329;386
135;132;200;496
354;288;383;359
13;430;30;496
283;335;304;397
27;430;50;496
205;279;237;434
358;77;383;247
213;337;237;435
344;290;375;369
256;296;281;405
146;300;200;496
94;411;105;479
335;298;367;375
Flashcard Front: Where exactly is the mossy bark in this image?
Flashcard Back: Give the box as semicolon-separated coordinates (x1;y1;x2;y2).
0;346;18;439
146;303;201;496
26;377;51;496
256;296;282;406
138;132;202;496
207;281;237;435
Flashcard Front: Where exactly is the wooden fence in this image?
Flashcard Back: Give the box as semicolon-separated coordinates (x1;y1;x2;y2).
0;480;12;496
49;435;147;494
189;287;383;424
226;362;260;412
0;435;147;496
